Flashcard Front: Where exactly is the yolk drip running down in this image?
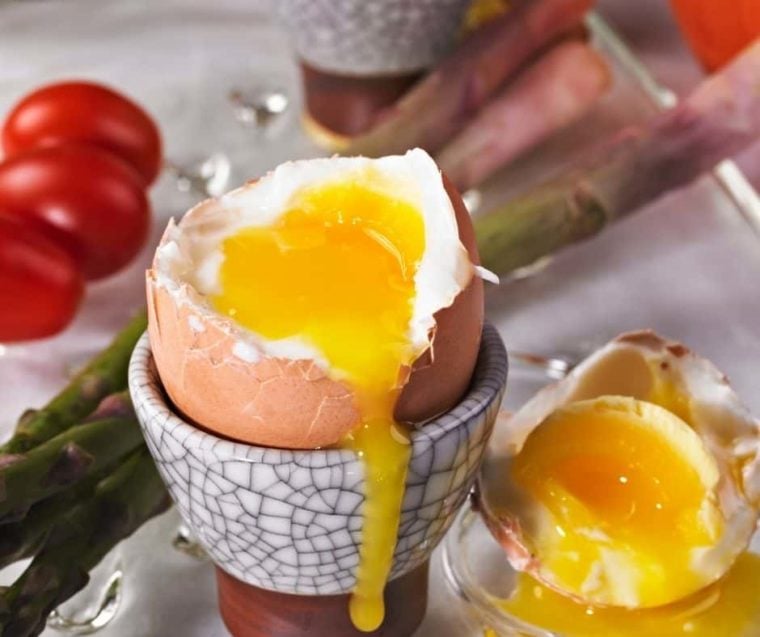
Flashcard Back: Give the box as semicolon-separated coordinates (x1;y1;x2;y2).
512;397;723;608
499;551;760;637
212;175;426;632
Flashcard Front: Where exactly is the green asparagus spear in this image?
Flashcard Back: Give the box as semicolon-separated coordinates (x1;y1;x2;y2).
475;37;760;275
0;312;147;456
0;472;103;570
0;398;143;520
0;450;170;637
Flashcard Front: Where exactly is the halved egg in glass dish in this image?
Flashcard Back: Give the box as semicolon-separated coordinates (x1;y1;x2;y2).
444;332;760;637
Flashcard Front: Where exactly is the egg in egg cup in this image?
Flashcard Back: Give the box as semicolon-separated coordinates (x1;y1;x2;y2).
129;151;508;636
129;325;506;636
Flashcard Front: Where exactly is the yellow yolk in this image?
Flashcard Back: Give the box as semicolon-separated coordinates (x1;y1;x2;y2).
498;551;760;637
212;176;426;632
511;396;723;608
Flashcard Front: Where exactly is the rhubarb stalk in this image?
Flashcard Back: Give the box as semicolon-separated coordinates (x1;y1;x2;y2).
437;40;611;191
345;0;594;156
475;37;760;275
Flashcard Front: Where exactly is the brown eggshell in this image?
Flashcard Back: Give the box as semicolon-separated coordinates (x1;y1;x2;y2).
394;175;484;424
147;280;360;449
148;172;483;449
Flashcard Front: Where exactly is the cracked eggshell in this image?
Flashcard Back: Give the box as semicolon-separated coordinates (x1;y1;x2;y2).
394;173;483;425
146;151;483;449
480;330;760;604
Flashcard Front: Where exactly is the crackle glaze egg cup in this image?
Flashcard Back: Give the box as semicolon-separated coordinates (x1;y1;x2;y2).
129;324;507;636
275;0;472;142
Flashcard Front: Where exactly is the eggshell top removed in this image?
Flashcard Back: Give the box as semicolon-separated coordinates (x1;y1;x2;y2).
147;150;484;449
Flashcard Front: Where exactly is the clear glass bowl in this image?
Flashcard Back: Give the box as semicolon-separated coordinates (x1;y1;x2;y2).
444;504;551;637
443;499;760;637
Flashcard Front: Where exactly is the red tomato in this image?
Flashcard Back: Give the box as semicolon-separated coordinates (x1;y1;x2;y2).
2;81;162;185
0;144;150;280
0;215;84;342
670;0;760;70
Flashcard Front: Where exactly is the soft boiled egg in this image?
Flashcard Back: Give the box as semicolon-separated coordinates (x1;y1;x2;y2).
146;149;485;631
479;331;760;611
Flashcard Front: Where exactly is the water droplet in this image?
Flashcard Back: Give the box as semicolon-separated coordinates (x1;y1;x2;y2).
172;524;209;561
48;562;122;634
229;86;289;130
166;153;231;197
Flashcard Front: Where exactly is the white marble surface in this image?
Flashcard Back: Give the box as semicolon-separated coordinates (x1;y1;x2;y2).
1;2;759;636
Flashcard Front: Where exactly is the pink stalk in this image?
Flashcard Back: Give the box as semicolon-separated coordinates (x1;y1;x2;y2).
437;40;611;191
475;38;760;275
345;0;595;156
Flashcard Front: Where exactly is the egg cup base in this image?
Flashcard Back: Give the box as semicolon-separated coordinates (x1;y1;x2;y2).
216;560;429;637
299;61;421;142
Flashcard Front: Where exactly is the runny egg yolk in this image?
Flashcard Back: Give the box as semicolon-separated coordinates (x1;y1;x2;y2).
511;396;724;608
498;551;760;637
212;175;426;632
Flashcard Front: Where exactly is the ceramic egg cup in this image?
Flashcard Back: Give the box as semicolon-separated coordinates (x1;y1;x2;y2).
275;0;470;78
275;0;471;140
129;324;507;637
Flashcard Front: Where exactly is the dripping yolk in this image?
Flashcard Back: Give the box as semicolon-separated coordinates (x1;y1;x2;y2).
212;175;425;632
511;396;724;609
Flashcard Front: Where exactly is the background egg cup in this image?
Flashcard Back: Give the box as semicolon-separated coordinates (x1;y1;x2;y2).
274;0;472;142
129;324;507;637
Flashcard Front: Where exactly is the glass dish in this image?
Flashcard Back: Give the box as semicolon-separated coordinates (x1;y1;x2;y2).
443;503;760;637
444;501;561;637
1;2;760;636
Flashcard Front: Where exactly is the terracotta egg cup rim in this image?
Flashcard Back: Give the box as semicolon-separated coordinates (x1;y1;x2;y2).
129;322;508;459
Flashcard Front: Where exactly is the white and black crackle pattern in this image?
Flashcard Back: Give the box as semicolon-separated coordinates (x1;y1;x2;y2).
275;0;470;75
129;325;507;596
